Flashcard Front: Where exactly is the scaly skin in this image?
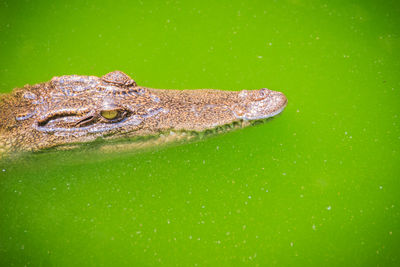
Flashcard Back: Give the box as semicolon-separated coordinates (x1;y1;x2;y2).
0;71;287;157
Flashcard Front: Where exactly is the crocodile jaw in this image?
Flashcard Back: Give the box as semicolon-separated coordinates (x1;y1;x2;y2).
136;88;288;134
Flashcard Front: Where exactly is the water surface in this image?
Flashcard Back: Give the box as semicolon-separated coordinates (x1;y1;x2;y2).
1;0;399;265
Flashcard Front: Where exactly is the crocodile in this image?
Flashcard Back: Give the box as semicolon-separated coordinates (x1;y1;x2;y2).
0;71;287;157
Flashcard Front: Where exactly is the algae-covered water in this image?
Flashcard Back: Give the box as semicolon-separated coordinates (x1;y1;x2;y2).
1;0;400;265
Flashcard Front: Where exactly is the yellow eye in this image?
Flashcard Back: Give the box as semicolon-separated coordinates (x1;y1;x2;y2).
101;110;119;120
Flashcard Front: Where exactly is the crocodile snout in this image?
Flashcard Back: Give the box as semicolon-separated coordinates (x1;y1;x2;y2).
233;88;287;120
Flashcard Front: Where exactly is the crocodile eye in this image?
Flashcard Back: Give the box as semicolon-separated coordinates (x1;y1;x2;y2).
101;110;119;120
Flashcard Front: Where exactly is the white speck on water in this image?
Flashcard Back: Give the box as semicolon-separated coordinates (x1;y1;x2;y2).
296;109;300;113
201;205;205;209
257;56;263;59
312;224;316;230
226;232;230;236
52;187;56;191
326;205;332;211
203;160;205;164
167;219;170;224
379;186;383;190
248;195;252;199
268;42;272;46
282;173;286;176
290;242;294;247
2;169;5;172
189;235;192;240
345;131;348;135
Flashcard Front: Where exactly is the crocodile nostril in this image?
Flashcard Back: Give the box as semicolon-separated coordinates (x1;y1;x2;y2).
253;88;270;101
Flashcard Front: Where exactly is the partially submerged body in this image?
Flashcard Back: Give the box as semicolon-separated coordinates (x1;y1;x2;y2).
0;71;287;158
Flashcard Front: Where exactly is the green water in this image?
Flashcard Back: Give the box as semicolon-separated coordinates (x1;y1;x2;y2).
1;0;399;265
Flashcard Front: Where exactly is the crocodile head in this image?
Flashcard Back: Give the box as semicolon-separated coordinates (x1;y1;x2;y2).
0;71;287;155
